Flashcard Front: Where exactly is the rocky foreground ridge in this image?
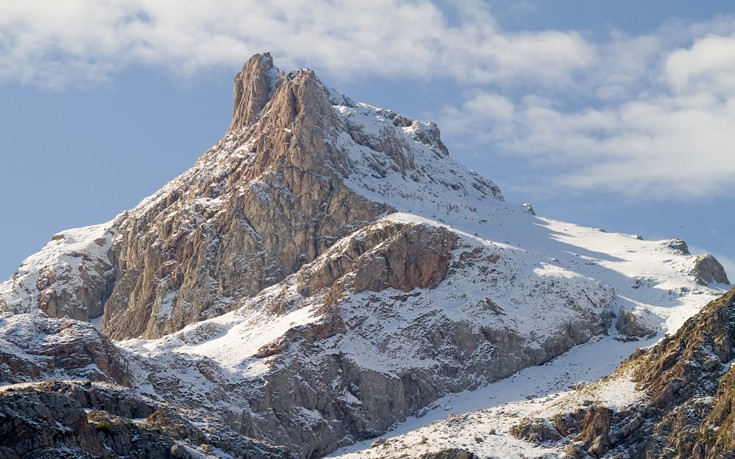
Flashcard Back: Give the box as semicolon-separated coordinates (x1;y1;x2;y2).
509;286;735;458
0;54;730;458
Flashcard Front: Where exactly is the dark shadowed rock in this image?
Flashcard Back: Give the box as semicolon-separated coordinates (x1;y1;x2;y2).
666;238;690;255
0;381;292;459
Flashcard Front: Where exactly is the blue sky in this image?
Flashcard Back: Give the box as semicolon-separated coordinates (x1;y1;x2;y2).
1;1;734;280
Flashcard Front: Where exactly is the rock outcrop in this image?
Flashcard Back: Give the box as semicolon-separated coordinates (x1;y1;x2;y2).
420;449;479;459
0;380;291;459
0;224;116;323
511;287;735;458
615;309;656;340
0;313;130;386
692;253;730;285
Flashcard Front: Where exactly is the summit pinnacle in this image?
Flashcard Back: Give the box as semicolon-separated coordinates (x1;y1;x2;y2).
229;52;280;133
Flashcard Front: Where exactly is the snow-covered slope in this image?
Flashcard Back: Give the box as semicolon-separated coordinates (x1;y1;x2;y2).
119;205;728;457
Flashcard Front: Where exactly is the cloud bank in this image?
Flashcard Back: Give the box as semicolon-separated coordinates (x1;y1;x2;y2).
0;0;591;87
2;1;733;200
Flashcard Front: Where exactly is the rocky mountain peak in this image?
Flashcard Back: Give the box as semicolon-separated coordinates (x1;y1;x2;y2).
247;65;345;176
9;53;479;340
0;53;733;459
228;52;281;133
227;53;349;179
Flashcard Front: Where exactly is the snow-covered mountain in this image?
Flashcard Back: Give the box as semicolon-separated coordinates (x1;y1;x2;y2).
0;53;730;458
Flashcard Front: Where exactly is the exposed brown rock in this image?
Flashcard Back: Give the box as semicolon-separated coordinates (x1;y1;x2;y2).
420;448;479;459
510;418;564;444
352;225;457;293
698;367;735;457
229;52;280;133
101;56;389;339
615;309;655;340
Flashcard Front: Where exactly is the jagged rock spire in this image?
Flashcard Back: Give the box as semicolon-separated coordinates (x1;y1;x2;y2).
228;52;280;133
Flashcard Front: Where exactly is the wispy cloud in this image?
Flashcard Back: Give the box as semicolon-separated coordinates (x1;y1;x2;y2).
0;0;591;88
440;17;735;200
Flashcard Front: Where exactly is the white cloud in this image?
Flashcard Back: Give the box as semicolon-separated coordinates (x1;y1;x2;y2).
0;0;592;88
441;20;735;200
665;34;735;96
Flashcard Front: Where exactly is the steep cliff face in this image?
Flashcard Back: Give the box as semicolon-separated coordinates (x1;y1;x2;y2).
102;54;393;340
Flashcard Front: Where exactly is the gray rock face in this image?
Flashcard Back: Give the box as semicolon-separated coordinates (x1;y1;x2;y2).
692;253;730;285
666;238;690;255
0;225;116;323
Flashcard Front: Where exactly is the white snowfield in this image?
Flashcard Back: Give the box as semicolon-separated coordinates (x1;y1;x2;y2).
0;77;730;458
